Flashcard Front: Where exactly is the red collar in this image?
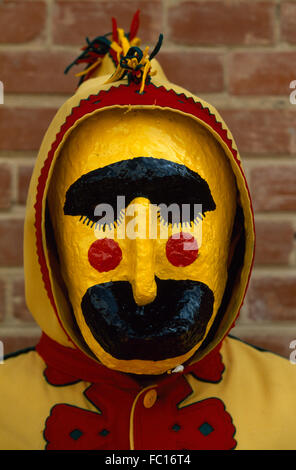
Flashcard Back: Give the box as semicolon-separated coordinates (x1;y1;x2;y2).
36;333;225;389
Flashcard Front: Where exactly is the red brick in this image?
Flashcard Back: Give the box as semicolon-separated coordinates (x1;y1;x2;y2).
2;333;41;357
158;51;224;94
0;2;46;43
17;164;34;205
168;1;274;46
234;330;296;359
220;109;296;155
0;163;12;210
0;51;77;94
0;107;57;151
53;1;163;45
0;279;6;322
254;220;294;265
229;51;296;95
248;277;296;322
0;218;24;267
250;165;296;212
281;2;296;44
11;278;33;322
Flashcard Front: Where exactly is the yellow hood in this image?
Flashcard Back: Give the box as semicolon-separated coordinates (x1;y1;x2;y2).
24;18;255;370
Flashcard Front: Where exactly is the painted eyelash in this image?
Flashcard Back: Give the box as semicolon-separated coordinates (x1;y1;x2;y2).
78;215;119;231
79;215;92;226
78;209;205;231
157;209;205;228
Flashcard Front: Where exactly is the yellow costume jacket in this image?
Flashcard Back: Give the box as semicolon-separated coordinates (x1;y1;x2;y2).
2;334;296;450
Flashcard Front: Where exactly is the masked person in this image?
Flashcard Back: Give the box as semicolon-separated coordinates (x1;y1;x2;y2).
1;13;296;451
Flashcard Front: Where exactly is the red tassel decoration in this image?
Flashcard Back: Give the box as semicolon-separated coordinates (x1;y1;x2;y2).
129;9;140;40
112;17;119;43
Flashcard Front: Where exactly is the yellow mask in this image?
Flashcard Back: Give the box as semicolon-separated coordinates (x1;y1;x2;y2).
48;107;237;375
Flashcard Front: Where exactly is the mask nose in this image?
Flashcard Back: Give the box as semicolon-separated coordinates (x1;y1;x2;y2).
125;197;157;306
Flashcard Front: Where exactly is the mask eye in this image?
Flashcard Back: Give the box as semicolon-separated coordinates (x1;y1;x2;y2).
88;238;122;272
78;209;125;232
157;204;204;228
166;232;199;267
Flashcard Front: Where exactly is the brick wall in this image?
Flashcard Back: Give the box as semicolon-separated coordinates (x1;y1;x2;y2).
0;0;296;359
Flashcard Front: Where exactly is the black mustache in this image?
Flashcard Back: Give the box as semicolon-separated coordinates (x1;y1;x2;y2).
81;278;214;361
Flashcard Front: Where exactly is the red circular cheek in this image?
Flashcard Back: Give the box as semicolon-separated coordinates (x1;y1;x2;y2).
88;238;122;272
166;232;199;267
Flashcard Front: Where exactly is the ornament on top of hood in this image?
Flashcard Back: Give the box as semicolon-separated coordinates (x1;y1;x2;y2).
64;9;163;94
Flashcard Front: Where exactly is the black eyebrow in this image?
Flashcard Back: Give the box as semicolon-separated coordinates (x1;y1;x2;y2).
63;157;216;223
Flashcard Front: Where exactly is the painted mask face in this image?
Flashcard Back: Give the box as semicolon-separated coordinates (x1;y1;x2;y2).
48;108;237;375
